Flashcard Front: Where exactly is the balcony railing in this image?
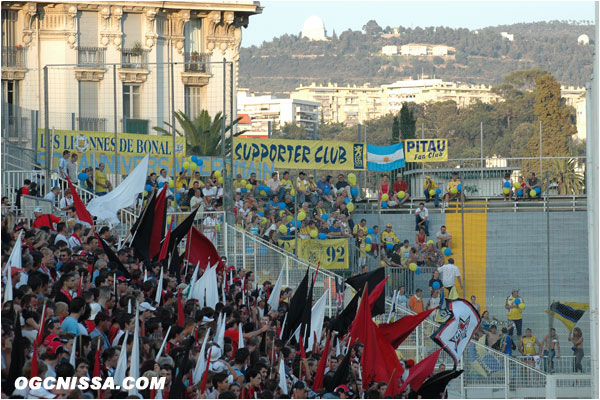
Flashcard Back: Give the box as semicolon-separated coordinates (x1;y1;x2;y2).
2;46;26;68
78;47;105;66
183;52;211;73
124;117;149;134
121;48;148;69
77;117;107;132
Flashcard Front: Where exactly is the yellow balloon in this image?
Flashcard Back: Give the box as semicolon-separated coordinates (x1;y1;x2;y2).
348;173;356;185
290;189;296;196
514;182;522;189
143;190;148;197
169;180;175;188
441;247;447;254
279;210;285;217
260;190;266;196
286;215;293;223
381;193;389;202
260;218;267;225
347;202;355;212
365;244;372;252
279;224;288;234
427;240;434;246
183;161;190;170
503;188;510;194
310;229;318;238
409;263;418;271
429;189;436;196
241;179;247;186
298;211;306;221
530;190;537;197
190;162;197;170
518;303;526;309
215;224;221;232
218;176;223;184
171;201;176;207
398;191;405;198
215;170;221;178
246;183;253;190
450;187;458;194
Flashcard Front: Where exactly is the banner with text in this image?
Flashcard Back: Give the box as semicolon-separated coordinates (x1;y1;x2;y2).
233;138;367;171
404;139;448;162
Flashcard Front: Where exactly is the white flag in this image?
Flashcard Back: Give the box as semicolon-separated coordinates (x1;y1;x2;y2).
87;154;149;224
69;336;76;368
278;358;288;395
193;328;210;384
267;269;284;312
279;313;287;340
3;231;22;303
113;331;129;387
238;322;245;349
430;299;481;364
155;326;172;362
129;302;140;396
155;266;164;305
187;262;200;299
143;268;148;283
308;289;329;352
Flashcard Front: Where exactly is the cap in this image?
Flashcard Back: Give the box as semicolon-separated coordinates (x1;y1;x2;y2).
425;176;431;179
386;223;392;228
34;207;43;213
405;359;415;368
202;316;214;323
176;283;188;291
309;175;314;178
139;302;157;312
76;250;87;256
512;288;520;293
335;385;351;394
28;387;57;399
94;311;110;322
293;381;307;390
403;239;409;244
43;334;62;346
209;345;222;362
45;341;65;355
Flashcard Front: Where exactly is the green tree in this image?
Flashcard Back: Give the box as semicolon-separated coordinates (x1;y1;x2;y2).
392;115;400;143
527;73;577;157
362;20;382;36
399;103;416;140
153;110;243;156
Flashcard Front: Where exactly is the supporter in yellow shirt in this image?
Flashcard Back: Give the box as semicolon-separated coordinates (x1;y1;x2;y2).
352;219;368;237
95;162;110;196
423;175;439;207
280;171;293;191
443;171;465;206
189;170;205;189
520;328;541;357
176;171;188;193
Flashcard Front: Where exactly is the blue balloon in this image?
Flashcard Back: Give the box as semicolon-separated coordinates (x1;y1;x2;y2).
279;202;287;210
415;267;422;275
324;187;331;195
367;227;374;235
191;155;198;163
322;214;329;221
444;248;452;256
176;193;181;201
257;185;263;191
258;211;264;217
318;233;327;240
517;190;524;197
264;186;270;193
241;188;247;193
365;237;372;244
351;187;358;197
432;281;441;290
196;158;203;167
344;197;350;204
457;184;462;191
296;220;302;228
435;188;442;195
386;243;394;250
158;182;165;188
535;187;541;194
504;181;511;188
145;184;152;192
78;172;88;181
514;298;521;305
381;201;388;209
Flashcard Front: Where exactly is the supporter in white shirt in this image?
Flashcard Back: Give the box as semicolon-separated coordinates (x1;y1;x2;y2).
202;182;217;208
157;169;172;185
438;258;463;292
44;186;60;206
54;222;70;245
59;191;74;217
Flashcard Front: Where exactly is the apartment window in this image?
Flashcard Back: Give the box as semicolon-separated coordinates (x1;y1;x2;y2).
123;84;141;119
122;13;142;48
184;86;202;119
78;82;105;131
184;19;203;54
78;11;104;65
1;80;19;138
2;10;17;48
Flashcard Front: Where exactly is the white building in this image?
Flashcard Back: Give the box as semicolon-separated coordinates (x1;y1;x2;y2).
237;91;320;137
400;44;427;56
500;32;514;41
1;1;261;149
381;45;398;56
301;16;327;41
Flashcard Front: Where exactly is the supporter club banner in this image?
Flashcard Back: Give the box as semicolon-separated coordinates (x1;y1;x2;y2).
278;238;349;270
431;299;481;364
404;139;448;162
233;138;367;171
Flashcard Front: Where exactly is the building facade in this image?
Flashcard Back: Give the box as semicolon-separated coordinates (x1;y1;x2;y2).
237;90;319;137
1;1;261;149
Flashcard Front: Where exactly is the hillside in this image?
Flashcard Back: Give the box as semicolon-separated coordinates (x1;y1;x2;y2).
239;21;595;93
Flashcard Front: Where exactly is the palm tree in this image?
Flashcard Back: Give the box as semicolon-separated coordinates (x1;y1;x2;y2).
550;158;585;195
154;110;244;156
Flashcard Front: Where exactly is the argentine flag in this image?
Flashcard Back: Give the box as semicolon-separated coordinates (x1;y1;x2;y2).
367;143;406;171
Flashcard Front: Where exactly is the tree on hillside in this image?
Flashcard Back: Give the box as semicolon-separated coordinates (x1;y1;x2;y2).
399;103;416;140
392;115;400;143
363;20;382;36
527;73;577;157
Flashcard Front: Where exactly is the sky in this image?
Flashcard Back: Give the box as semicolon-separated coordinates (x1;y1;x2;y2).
242;0;596;47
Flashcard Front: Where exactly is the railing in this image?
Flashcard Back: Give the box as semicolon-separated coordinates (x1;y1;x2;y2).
2;46;26;68
121;48;148;68
1;142;38;171
77;117;107;132
123;117;149;134
183;52;211;73
77;47;105;65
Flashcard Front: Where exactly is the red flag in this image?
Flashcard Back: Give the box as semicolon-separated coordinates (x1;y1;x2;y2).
200;347;212;394
158;219;173;262
93;341;102;378
299;335;307;360
186;227;224;271
35;303;47;347
66;177;94;226
30;343;39;378
77;275;83;297
368;276;388;310
177;291;184;327
312;332;332;391
150;187;168;259
348;283;404;393
399;348;443;393
378;308;437;349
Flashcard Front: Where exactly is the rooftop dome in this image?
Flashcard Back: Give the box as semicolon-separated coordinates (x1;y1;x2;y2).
577;34;590;45
301;16;327;41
